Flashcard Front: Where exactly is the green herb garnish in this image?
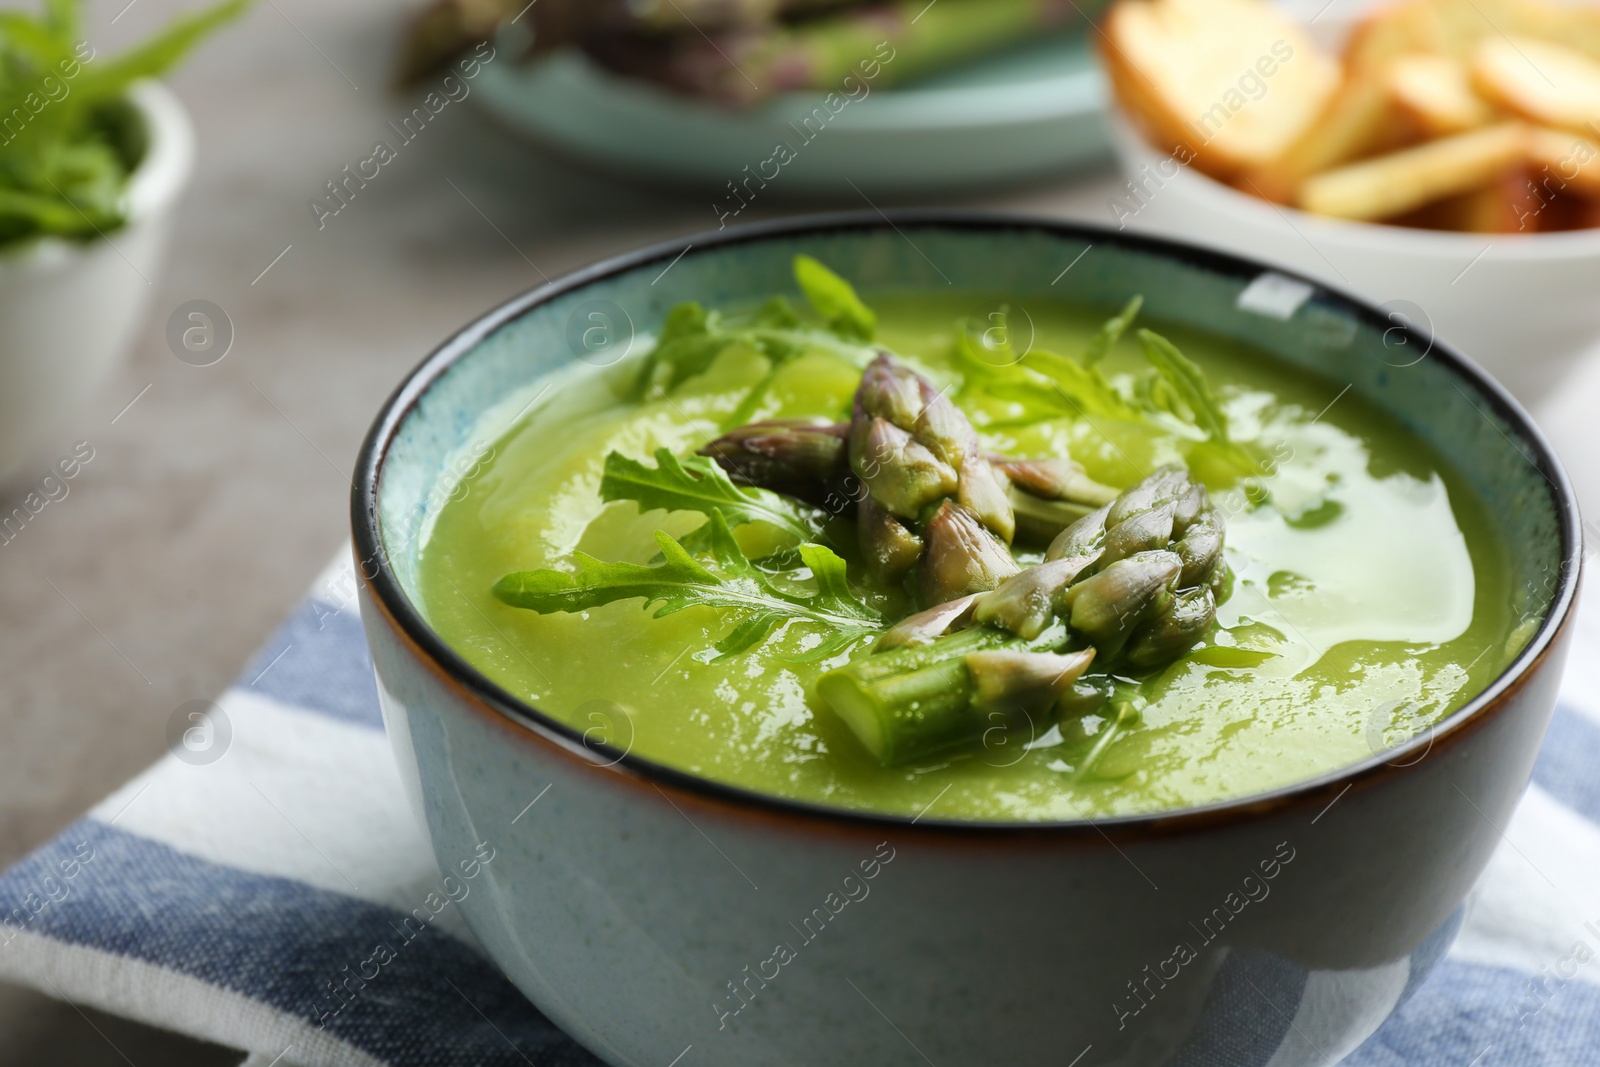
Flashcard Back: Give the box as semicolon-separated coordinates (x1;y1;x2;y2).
1137;328;1261;475
952;296;1261;477
793;253;876;342
629;256;879;428
1083;294;1143;367
493;513;881;660
956;297;1142;423
599;447;821;552
0;0;248;247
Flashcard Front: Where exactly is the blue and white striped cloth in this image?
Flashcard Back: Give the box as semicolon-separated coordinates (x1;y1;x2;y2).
2;551;1599;1067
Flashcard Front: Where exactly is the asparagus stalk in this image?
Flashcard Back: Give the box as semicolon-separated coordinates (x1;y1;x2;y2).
582;0;1081;106
817;642;1095;766
396;0;517;83
698;354;1117;604
701;419;1114;549
859;496;923;580
874;592;982;650
395;0;842;83
396;0;590;83
1062;550;1182;661
993;456;1119;545
620;0;863;32
917;499;1020;607
697;419;847;506
818;466;1226;766
850;353;1015;605
398;0;1089;96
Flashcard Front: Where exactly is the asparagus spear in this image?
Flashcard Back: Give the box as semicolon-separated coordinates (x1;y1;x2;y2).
398;0;1086;98
619;0;863;32
992;456;1119;545
817;466;1226;766
917;500;1019;608
582;0;1080;106
697;419;847;506
698;355;1117;601
396;0;517;83
817;641;1095;766
850;353;1015;605
396;0;591;83
701;420;1114;549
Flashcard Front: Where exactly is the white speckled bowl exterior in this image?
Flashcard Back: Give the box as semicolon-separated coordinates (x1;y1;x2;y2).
353;215;1581;1067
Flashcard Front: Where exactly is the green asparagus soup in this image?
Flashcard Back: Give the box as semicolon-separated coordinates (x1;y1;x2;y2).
415;264;1522;821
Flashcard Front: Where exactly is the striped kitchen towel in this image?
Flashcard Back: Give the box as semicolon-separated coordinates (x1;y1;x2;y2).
1;550;1598;1067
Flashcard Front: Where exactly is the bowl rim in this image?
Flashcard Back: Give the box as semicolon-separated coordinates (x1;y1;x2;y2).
352;209;1583;838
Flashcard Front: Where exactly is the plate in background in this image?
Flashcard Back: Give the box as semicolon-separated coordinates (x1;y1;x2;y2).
471;33;1110;200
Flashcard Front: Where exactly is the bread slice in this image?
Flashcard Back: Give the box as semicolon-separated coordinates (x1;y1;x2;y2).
1345;0;1600;70
1448;168;1542;232
1381;164;1527;231
1386;53;1494;135
1298;122;1528;220
1527;125;1600;196
1533;190;1600;230
1472;36;1600;134
1100;0;1339;179
1245;69;1416;203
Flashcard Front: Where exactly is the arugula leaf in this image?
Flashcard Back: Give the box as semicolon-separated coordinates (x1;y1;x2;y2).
949;301;1262;481
955;312;1137;424
627;302;732;398
627;258;876;412
752;295;800;329
494;532;717;617
494;515;882;660
1137;328;1259;472
1005;349;1138;420
659;301;710;344
599;448;819;546
1083;296;1143;367
683;256;878;424
627;298;874;409
794;254;876;342
1137;329;1231;443
798;542;852;602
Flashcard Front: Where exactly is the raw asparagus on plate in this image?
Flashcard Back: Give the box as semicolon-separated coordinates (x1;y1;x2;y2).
397;0;1090;103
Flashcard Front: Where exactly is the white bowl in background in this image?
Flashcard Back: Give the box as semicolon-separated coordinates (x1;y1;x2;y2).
0;80;193;485
1107;115;1600;402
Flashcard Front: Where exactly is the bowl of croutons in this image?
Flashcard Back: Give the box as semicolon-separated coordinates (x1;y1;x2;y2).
1098;0;1600;401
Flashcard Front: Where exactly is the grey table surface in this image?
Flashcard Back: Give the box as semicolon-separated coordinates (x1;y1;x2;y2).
1;0;1597;1063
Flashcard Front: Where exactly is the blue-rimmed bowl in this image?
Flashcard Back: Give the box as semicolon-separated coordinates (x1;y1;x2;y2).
352;213;1580;1067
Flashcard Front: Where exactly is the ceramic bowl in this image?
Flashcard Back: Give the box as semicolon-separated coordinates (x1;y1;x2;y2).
1105;114;1600;405
353;213;1581;1067
0;80;193;485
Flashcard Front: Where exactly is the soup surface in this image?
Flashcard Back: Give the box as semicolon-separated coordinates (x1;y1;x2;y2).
415;287;1521;821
